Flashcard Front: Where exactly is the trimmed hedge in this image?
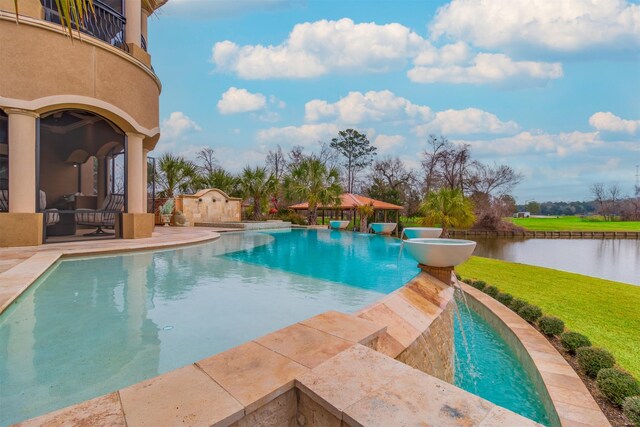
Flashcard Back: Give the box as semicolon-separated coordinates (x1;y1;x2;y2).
462;278;474;285
471;280;486;290
624;396;640;426
483;285;499;297
576;347;616;378
510;298;527;313
518;304;542;323
538;316;565;336
496;292;513;307
560;332;591;355
596;368;640;407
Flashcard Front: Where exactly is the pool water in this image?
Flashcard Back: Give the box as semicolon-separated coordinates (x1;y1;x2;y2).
455;300;550;425
0;230;551;425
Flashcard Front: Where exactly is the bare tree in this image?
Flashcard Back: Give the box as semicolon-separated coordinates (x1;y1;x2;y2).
608;183;622;219
196;147;217;175
266;145;287;180
420;136;472;193
421;135;447;194
286;145;305;172
366;157;416;207
467;162;523;197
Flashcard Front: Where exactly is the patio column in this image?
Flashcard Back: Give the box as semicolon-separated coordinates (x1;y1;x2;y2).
142;148;149;212
126;132;144;214
0;108;43;247
6;109;38;213
97;156;107;207
125;0;142;47
121;133;154;239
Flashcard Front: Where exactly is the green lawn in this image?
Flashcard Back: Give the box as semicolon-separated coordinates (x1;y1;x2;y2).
508;216;640;231
457;257;640;378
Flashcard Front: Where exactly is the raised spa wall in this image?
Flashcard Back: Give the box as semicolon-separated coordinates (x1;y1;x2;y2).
18;270;542;427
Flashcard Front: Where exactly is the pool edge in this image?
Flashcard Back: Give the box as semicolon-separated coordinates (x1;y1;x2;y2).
0;229;222;315
461;282;610;427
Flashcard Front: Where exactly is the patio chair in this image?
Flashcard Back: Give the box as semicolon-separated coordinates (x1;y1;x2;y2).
75;193;124;235
40;190;60;226
0;189;59;225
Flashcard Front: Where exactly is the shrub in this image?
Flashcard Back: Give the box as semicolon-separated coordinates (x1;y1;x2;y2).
455;273;461;280
560;332;591;355
510;298;527;313
623;396;640;426
483;285;499;297
576;347;616;378
473;280;486;289
496;292;513;306
462;278;474;285
518;304;542;323
538;316;565;336
596;368;640;407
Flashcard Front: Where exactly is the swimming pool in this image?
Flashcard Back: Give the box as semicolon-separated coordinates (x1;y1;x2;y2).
0;229;551;425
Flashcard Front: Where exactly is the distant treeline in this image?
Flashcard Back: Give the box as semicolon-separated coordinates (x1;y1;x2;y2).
516;201;596;216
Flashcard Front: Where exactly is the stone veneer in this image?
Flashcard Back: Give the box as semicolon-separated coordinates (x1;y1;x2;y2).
16;271;542;427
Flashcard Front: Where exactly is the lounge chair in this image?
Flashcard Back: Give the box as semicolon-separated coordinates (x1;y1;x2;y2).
0;189;59;226
75;193;124;235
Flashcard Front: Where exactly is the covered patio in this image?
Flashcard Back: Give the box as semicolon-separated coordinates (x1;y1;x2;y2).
289;193;403;234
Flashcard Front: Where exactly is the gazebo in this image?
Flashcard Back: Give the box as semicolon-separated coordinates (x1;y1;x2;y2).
289;193;403;234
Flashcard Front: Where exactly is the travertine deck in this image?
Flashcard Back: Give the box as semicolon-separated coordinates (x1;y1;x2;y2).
16;273;541;427
0;227;223;314
462;283;611;427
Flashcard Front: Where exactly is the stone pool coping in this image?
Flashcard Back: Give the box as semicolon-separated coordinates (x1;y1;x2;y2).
0;227;223;315
461;282;611;427
14;271;542;427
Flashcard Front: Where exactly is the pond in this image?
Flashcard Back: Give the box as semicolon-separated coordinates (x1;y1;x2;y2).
472;237;639;285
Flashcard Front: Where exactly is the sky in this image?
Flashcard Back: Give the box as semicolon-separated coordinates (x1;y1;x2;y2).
147;0;640;203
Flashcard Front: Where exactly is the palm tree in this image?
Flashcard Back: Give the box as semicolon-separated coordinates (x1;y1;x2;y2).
284;158;342;225
12;0;158;34
419;188;475;237
239;166;277;220
197;168;239;197
156;154;199;198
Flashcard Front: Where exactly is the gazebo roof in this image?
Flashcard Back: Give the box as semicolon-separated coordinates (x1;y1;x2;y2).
289;193;403;211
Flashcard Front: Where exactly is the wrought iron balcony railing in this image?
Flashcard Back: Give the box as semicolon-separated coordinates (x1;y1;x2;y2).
41;0;128;51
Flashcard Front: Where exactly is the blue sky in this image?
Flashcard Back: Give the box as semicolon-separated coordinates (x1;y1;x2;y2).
148;0;640;203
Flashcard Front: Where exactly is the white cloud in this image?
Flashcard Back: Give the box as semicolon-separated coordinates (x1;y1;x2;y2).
159;111;201;140
163;0;296;19
430;0;640;55
212;18;427;79
256;123;340;147
589;112;640;134
303;91;518;136
373;134;406;153
154;112;202;152
413;108;520;136
305;90;432;124
457;130;602;156
217;87;267;114
408;53;562;84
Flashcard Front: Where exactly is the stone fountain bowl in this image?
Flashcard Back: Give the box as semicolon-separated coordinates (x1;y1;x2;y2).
401;227;443;239
370;223;397;234
403;238;476;267
329;220;350;230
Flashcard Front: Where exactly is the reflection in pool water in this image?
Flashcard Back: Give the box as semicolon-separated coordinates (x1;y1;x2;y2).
473;237;639;285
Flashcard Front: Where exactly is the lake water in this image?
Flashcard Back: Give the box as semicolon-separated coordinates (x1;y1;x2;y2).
472;238;639;285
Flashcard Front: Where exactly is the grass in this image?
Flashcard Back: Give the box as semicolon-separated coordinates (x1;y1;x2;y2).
507;216;640;231
457;257;640;378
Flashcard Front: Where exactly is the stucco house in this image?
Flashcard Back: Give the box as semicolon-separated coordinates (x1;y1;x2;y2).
0;0;165;247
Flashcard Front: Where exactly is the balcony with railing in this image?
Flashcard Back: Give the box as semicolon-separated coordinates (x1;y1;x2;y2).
40;0;149;53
